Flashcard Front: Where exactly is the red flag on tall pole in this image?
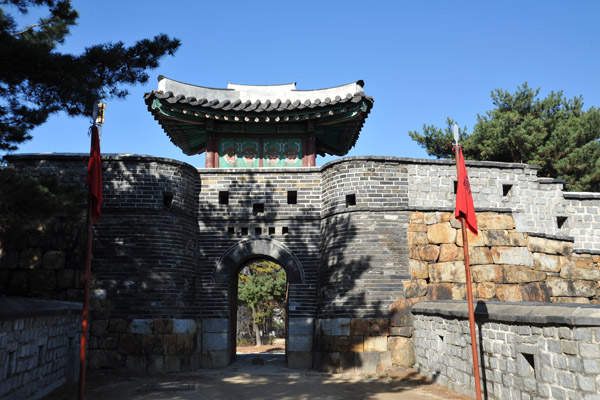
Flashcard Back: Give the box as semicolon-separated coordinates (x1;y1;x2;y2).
453;124;482;400
455;146;477;235
79;123;102;400
86;125;103;221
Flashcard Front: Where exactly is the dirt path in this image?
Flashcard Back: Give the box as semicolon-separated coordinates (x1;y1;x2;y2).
237;345;284;354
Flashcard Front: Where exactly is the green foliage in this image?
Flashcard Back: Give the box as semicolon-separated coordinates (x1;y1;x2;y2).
0;0;180;151
238;260;287;342
409;83;600;192
0;167;85;239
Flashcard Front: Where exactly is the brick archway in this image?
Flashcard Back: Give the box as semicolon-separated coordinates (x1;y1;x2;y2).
213;238;305;285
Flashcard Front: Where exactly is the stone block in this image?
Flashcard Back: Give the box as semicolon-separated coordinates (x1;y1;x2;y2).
364;336;387;352
288;318;313;335
409;245;440;262
29;269;56;291
19;249;42;269
527;236;572;256
130;319;152;334
427;223;456;244
140;334;163;355
468;247;493;265
202;333;227;351
153;319;173;334
42;251;66;270
438;243;464;262
560;257;600;281
148;355;164;373
500;265;546;283
475;282;496;299
451;284;466;300
409;259;429;279
202;318;228;333
354;352;380;374
119;334;141;355
320;351;340;373
491;247;533;266
547;278;598;297
125;355;147;372
389;298;415;327
478;213;515;230
164;355;181;372
288;334;312;352
109;319;127;333
424;213;438;225
389;337;415;367
337;336;363;352
389;326;412;337
456;229;486;247
532;253;566;273
319;318;350;336
508;232;527;246
429;261;466;283
90;319;108;337
483;230;512;246
56;269;75;289
201;351;228;368
409;223;427;232
408;231;427;246
173;319;197;334
403;280;427;298
426;283;453;300
520;282;551;302
339;352;355;372
409;212;424;224
471;264;502;282
288;351;312;369
8;270;27;292
88;350;124;369
496;285;523;302
350;318;370;336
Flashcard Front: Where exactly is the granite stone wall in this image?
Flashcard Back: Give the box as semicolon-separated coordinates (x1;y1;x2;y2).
404;211;600;305
0;297;81;400
3;154;600;375
412;301;600;399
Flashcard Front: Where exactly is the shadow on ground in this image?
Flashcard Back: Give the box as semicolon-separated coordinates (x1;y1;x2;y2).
43;357;472;400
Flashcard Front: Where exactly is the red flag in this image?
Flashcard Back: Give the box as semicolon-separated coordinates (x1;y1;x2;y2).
455;147;477;235
86;126;102;221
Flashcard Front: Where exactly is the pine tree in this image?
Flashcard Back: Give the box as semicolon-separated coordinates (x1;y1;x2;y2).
0;0;180;151
409;83;600;192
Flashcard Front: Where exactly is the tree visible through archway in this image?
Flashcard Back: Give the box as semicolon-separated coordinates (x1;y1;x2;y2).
236;260;287;352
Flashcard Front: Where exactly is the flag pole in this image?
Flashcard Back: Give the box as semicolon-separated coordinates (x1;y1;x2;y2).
79;104;104;400
78;192;93;400
453;124;483;400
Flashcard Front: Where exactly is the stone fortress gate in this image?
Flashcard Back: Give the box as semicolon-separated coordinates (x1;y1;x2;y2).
2;77;600;398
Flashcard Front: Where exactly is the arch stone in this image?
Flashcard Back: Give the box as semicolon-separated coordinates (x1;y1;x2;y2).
214;238;305;284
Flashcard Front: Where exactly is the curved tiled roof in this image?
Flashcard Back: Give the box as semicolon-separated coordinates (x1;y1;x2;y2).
147;76;370;114
144;76;374;157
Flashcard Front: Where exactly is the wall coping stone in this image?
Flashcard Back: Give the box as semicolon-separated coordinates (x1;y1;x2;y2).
412;300;600;327
574;249;600;255
538;177;567;185
4;152;198;172
527;231;575;242
0;296;82;320
321;155;537;171
564;192;600;200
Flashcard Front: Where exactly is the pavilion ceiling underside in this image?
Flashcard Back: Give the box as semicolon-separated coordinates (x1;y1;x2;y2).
145;90;373;156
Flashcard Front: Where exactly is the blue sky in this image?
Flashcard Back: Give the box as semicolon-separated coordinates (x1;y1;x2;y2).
10;1;600;168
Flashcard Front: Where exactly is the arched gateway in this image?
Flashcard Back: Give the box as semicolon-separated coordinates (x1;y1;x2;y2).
213;239;306;365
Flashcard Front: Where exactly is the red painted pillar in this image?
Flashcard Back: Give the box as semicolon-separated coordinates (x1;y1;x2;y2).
206;135;215;168
307;134;316;167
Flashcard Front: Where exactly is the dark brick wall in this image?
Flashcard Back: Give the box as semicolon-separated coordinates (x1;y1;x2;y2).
319;159;410;318
195;168;322;319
